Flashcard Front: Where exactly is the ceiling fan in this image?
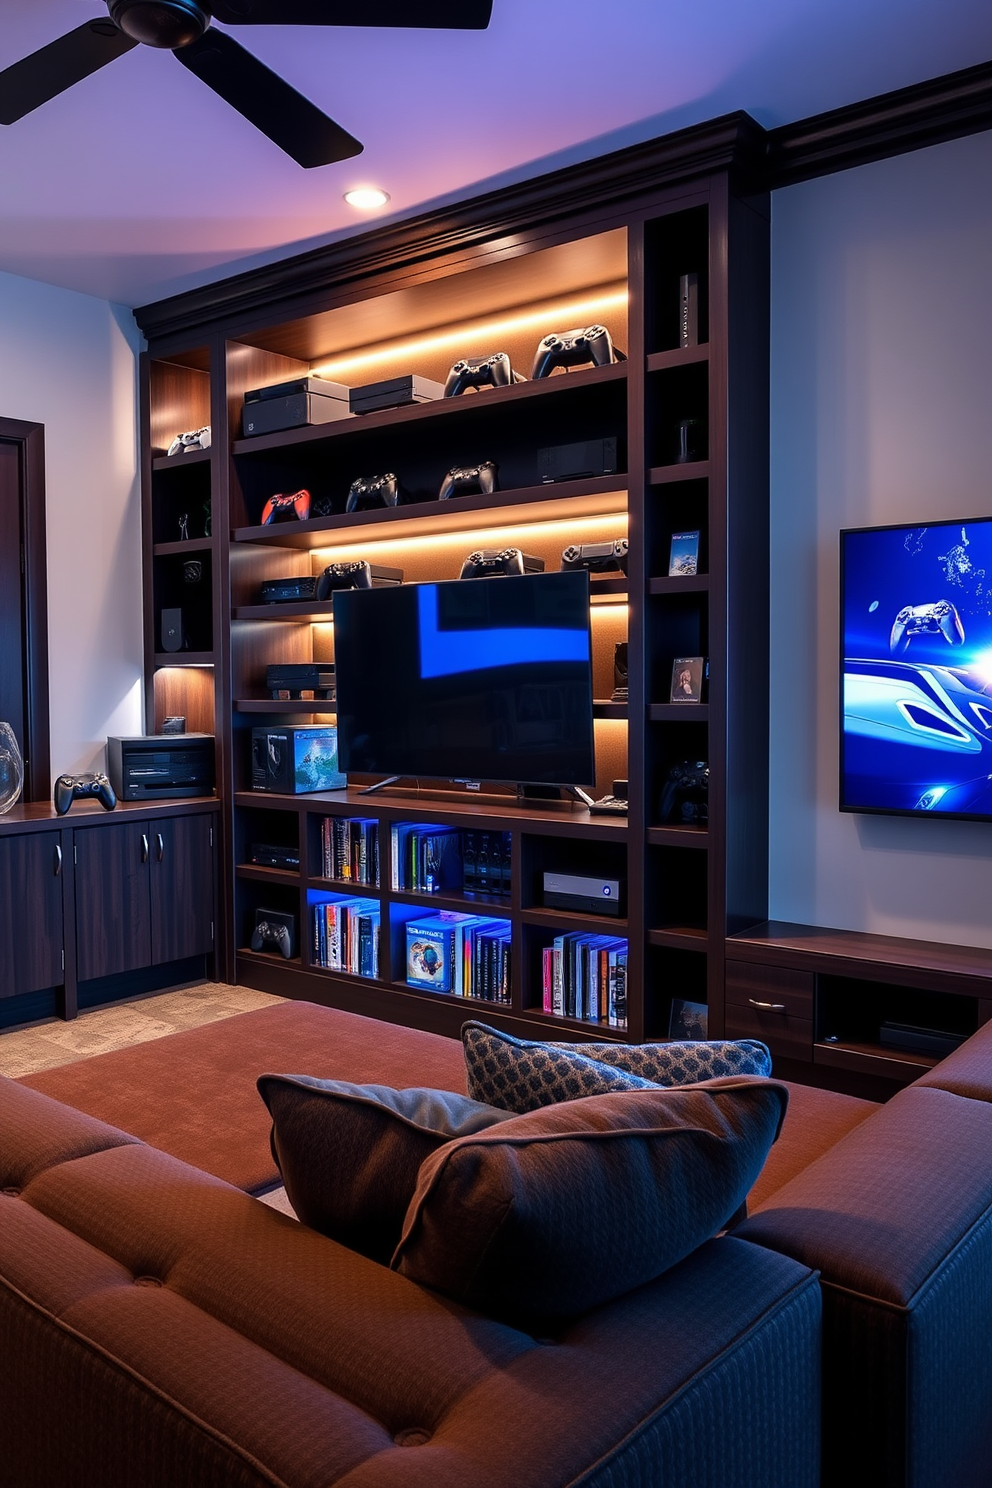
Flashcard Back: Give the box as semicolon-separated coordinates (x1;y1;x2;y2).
0;1;493;167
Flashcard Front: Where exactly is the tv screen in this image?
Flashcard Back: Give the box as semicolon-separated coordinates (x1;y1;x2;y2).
841;517;992;819
333;571;596;787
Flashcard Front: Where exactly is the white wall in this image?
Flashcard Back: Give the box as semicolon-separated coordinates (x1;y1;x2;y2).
769;129;992;947
0;272;142;783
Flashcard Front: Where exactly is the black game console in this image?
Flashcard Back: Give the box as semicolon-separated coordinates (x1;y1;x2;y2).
542;870;625;916
538;437;618;482
459;549;545;579
250;843;301;871
108;735;215;802
349;375;445;415
561;538;628;575
316;561;403;598
242;377;351;438
260;576;319;605
266;664;336;701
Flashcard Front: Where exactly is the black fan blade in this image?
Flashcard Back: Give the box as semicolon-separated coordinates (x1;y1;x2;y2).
0;20;138;125
210;2;492;29
175;30;361;167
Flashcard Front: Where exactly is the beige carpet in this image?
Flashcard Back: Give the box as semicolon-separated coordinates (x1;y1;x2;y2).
0;983;286;1079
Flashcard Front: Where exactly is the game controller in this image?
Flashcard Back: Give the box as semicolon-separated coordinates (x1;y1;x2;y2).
54;772;117;816
459;548;545;579
531;325;625;379
439;461;499;500
167;427;211;456
443;353;524;397
260;488;311;526
250;920;293;958
345;473;403;512
561;538;629;575
889;599;966;653
659;761;709;826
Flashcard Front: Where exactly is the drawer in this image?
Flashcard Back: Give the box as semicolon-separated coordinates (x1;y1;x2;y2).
726;960;814;1019
725;1001;813;1063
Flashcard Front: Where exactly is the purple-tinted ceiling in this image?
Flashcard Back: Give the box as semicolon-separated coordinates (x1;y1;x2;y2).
0;0;989;306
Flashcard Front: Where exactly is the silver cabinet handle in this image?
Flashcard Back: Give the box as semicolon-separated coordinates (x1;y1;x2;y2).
141;834;149;864
749;998;786;1012
156;833;164;862
54;844;62;876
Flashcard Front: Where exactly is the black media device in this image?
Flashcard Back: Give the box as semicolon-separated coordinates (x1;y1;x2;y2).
333;570;596;790
250;843;301;871
242;377;350;438
349;375;445;415
266;664;336;700
679;272;699;347
107;735;215;802
160;607;185;652
260;576;319;604
538;437;618;482
542;870;625;916
162;716;186;735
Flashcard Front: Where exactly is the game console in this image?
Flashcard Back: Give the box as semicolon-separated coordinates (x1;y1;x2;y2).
345;473;403;512
160;607;185;653
531;325;625;379
439;461;499;500
459;549;545;579
250;909;296;959
538;437;618;482
542;870;625;916
251;726;346;794
260;576;319;604
349;375;445;415
242;377;350;438
260;488;311;525
443;353;524;397
250;843;301;871
561;538;628;575
266;665;336;701
108;735;215;801
167;426;210;456
53;772;117;815
315;561;404;599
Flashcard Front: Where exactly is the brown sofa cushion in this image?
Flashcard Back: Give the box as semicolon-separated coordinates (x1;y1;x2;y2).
257;1075;514;1263
393;1076;788;1323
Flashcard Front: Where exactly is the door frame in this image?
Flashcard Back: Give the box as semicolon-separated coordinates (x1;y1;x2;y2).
0;417;50;800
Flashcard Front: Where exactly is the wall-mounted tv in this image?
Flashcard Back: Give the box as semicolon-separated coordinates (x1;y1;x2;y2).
333;571;595;789
841;517;992;820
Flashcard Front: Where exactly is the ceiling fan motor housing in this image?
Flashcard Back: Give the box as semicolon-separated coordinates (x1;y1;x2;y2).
108;0;210;49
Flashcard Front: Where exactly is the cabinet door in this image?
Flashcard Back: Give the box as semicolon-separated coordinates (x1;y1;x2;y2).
74;822;153;981
0;832;64;999
149;813;215;964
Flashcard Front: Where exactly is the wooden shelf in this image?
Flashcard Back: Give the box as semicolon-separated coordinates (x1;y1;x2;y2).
231;361;628;457
233;475;627;550
236;863;300;885
594;701;627;719
153;538;214;557
813;1040;937;1081
153;447;211;472
648;704;709;721
647;824;708;848
233;788;629;837
235;699;336;714
234;577;629;623
646;345;710;373
649;461;709;485
649;575;710;595
647;927;708;951
521;1008;628;1039
154;652;214;668
521;906;628;934
726;920;992;993
307;875;380;894
388;888;511;915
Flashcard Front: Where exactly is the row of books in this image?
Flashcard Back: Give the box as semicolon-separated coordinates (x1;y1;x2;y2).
541;934;628;1028
312;897;380;979
319;817;379;887
390;823;463;894
405;912;511;1004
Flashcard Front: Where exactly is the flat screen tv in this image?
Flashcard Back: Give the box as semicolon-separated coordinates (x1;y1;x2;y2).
841;517;992;819
333;571;596;788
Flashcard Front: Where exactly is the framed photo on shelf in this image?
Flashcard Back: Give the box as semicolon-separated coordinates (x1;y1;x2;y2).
669;998;708;1041
668;530;700;577
670;656;706;704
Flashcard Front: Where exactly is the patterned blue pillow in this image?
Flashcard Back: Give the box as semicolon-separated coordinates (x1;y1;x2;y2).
461;1021;771;1114
461;1023;661;1114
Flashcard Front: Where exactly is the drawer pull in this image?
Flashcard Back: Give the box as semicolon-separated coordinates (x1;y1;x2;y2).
53;844;62;877
749;998;786;1012
156;833;164;863
141;834;149;864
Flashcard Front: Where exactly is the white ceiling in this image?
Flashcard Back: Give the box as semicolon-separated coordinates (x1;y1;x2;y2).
0;0;990;308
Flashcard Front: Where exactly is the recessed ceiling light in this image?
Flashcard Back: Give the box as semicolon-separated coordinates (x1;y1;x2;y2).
344;188;390;210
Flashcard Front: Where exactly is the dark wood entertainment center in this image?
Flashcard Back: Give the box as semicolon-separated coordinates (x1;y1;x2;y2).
131;69;992;1094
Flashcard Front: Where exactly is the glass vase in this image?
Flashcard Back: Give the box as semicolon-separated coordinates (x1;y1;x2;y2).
0;722;24;814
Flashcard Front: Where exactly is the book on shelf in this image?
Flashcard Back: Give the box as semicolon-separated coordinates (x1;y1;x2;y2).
543;934;627;1028
320;817;379;886
668;530;700;577
462;831;512;896
312;897;380;978
390;823;462;893
405;911;511;1002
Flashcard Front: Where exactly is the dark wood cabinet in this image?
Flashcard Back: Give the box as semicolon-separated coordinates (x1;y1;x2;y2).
0;831;64;999
150;812;215;964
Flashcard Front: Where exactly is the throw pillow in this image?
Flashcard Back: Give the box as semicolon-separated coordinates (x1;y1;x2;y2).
256;1075;514;1264
393;1076;789;1323
462;1021;771;1113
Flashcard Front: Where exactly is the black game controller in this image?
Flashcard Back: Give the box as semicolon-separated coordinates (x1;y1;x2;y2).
659;761;709;826
889;599;966;653
250;920;293;958
561;538;628;575
54;772;117;815
459;549;545;579
346;473;403;512
531;325;625;379
439;461;499;500
443;353;525;397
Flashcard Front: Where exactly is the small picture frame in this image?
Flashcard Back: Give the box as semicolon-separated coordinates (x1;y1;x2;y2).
668;530;700;577
670;656;705;704
669;998;708;1041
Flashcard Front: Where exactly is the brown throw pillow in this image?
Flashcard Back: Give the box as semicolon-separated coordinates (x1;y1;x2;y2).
257;1075;514;1264
392;1077;788;1322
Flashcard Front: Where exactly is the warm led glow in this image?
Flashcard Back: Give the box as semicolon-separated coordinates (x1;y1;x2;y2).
344;187;390;210
311;291;628;381
313;514;627;568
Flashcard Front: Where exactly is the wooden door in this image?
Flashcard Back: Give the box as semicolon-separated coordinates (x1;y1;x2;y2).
0;831;63;998
150;813;214;964
74;822;152;981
